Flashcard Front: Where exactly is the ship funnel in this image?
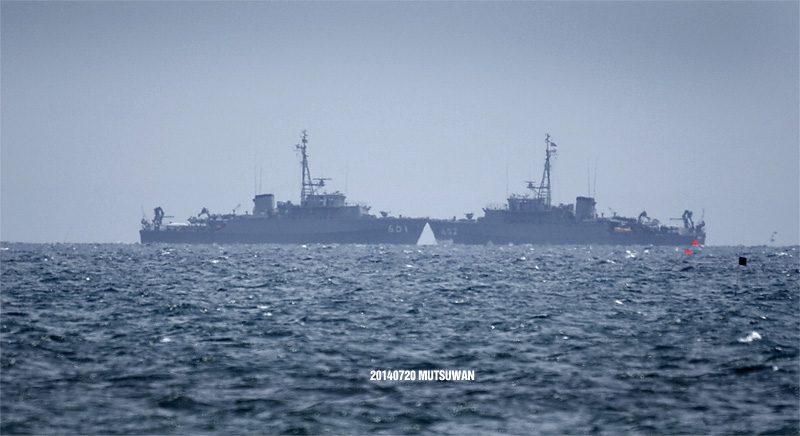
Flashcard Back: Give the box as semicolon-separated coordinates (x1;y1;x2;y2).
576;196;596;220
253;194;275;216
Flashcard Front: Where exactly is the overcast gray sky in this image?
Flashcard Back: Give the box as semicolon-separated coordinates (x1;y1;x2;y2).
2;1;798;246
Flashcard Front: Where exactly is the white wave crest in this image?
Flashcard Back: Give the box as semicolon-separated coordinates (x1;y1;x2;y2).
738;331;762;343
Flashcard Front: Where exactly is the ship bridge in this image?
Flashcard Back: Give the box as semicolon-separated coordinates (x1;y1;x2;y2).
304;193;346;208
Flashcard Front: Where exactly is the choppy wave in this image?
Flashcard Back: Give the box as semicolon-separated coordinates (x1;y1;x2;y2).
1;243;798;434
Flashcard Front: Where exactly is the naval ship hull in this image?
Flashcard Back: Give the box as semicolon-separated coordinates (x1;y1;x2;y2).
428;220;705;246
140;217;428;245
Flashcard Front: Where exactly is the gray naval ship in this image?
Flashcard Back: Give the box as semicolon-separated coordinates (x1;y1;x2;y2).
428;134;706;246
140;131;427;244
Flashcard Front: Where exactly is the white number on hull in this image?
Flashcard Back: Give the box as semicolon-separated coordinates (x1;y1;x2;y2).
388;225;408;233
440;228;458;236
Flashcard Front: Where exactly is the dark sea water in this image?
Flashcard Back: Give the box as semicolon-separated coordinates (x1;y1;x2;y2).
1;243;798;435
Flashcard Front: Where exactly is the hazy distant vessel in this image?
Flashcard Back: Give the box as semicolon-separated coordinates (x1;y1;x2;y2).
140;131;427;244
428;134;706;245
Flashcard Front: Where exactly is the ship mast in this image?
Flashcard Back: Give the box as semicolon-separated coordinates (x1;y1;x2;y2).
295;130;326;206
528;134;557;207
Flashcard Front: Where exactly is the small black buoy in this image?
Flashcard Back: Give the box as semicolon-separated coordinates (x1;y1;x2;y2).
739;257;747;266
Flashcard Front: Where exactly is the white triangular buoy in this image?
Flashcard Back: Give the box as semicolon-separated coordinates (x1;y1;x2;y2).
417;222;437;246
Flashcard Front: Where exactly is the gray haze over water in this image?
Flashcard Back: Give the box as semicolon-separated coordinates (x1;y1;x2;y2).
2;1;798;245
